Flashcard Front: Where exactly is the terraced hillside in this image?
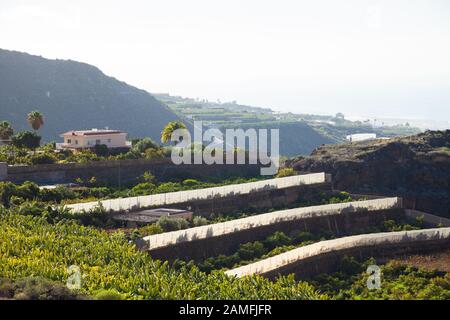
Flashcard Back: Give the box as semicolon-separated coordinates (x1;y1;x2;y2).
1;173;449;300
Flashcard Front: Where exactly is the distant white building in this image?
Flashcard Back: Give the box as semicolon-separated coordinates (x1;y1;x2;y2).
346;133;377;143
57;129;131;150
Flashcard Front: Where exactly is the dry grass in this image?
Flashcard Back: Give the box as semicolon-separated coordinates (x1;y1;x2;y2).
391;249;450;272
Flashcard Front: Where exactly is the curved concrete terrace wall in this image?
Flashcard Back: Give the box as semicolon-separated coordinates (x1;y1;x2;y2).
66;172;330;213
225;227;450;279
144;197;402;252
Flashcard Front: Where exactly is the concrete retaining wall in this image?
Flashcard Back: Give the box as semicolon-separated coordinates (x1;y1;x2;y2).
144;197;403;260
405;209;450;227
67;173;331;214
0;162;7;181
5;159;261;185
225;227;450;279
142;182;332;217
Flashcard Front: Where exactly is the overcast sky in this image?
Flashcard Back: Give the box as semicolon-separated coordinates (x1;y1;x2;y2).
1;0;450;121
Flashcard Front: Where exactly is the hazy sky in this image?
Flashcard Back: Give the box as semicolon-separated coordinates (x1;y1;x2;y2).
1;0;450;121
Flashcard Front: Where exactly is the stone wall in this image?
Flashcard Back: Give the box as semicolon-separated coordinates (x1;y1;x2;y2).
4;158;261;185
144;197;403;261
225;227;450;279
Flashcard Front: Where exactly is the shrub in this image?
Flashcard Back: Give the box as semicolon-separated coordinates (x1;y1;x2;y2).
328;192;353;204
291;231;314;244
156;216;189;232
11;131;41;149
263;245;296;258
39;185;77;203
85;187;110;199
183;179;199;187
131;182;156;196
0;182;16;206
72;205;113;227
17;181;40;199
68;150;99;163
9;195;25;207
383;219;397;231
93;289;125;300
115;149;141;160
132;138;158;153
275;167;297;178
264;231;292;250
141;171;156;184
138;223;164;236
144;148;164;160
30;152;56;165
237;241;267;261
339;256;364;275
415;215;425;227
0;277;83;300
93;144;109;157
199;254;241;272
154;182;183;194
73;177;101;188
192;216;209;226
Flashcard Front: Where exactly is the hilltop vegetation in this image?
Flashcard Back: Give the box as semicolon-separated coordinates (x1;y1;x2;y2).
0;49;181;142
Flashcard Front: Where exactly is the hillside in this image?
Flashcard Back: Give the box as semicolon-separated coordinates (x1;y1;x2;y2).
221;121;335;157
157;93;421;157
0;49;181;142
287;130;450;217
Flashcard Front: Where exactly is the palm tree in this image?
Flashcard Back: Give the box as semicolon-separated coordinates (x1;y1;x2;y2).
0;121;13;141
27;110;44;131
161;121;187;144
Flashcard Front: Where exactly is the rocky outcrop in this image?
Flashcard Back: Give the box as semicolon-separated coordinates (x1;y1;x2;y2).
287;130;450;218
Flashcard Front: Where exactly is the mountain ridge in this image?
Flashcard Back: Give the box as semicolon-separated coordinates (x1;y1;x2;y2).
0;48;180;142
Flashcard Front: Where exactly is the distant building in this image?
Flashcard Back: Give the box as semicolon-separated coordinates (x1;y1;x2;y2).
346;133;377;143
57;128;131;150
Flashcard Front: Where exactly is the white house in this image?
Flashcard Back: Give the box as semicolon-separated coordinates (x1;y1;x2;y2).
57;129;131;150
346;133;377;143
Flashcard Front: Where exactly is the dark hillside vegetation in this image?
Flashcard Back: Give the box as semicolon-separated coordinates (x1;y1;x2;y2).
0;49;181;142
